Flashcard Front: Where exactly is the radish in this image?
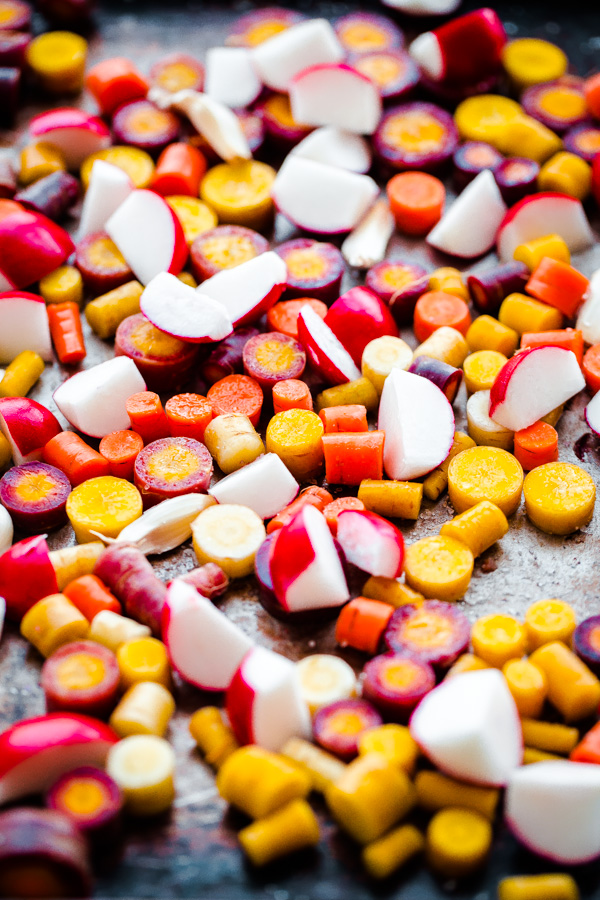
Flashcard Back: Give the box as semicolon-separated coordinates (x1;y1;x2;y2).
325;285;398;367
78;159;133;240
586;389;600;437
0;272;15;293
336;509;404;579
0;534;58;622
291;126;372;174
379;367;455;480
53;357;146;439
506;761;600;864
496;192;594;263
410;669;523;786
271;155;379;235
0;206;74;290
204;47;262;109
577;269;600;345
0;291;52;362
226;646;311;751
426;169;506;259
197;251;287;328
289;63;382;135
29;108;111;170
251;18;344;93
162;579;253;692
489;346;585;432
297;305;361;385
0;397;61;467
140;272;233;343
105;189;188;286
270;505;349;613
208;453;299;520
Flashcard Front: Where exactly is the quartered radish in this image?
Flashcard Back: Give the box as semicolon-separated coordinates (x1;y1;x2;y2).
336;509;404;578
198;251;287;328
577;269;600;345
489;346;585;432
290;63;382;135
29;108;111;170
0;397;62;466
191;503;266;579
0;206;74;290
204;47;262;109
162;579;253;692
54;357;146;439
296;654;358;716
325;285;398;367
341;199;395;269
272;155;379;235
426;169;506;259
409;669;523;786
378;367;455;480
251;18;344;93
297;305;362;385
209;452;299;520
496;192;594;263
226;645;311;751
78;159;133;240
506;761;600;864
291;126;372;174
140;272;232;343
0;291;52;362
105;189;188;286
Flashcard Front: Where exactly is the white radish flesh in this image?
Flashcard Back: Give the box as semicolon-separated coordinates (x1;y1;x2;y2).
409;31;444;80
0;293;52;363
29;109;111;169
298;305;362;385
497;193;594;263
290;64;382;135
209;453;298;520
140;272;233;343
336;509;404;579
205;47;263;109
341;199;395;269
291;127;372;174
251;18;344;93
78;159;133;240
426;169;507;259
586;390;600;437
198;251;287;327
577;269;600;345
0;507;13;557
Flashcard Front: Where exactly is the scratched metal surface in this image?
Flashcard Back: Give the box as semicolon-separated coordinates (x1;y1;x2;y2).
2;0;600;897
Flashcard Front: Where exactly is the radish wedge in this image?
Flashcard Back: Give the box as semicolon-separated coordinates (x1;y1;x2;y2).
409;9;506;85
489;346;585;432
290;63;382;135
577;269;600;345
0;713;118;805
251;18;344;93
337;509;404;579
0;207;74;290
209;453;299;520
204;47;262;109
162;579;253;692
272;155;379;235
0;534;58;623
140;272;233;343
291;127;372;174
29;108;111;170
585;391;600;437
78;159;133;240
226;645;311;751
410;669;523;786
426;169;506;259
0;290;52;362
325;285;398;367
105;189;188;286
0;397;61;466
379;367;455;480
497;192;594;263
197;251;287;328
298;304;362;386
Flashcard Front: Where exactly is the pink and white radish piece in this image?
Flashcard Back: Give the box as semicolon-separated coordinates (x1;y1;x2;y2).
198;251;286;328
209;453;298;520
0;208;74;290
53;357;146;439
204;47;262;109
489;346;585;432
226;646;311;751
585;389;600;437
291;127;372;174
426;169;506;259
0;397;61;466
337;509;404;579
297;305;361;385
140;272;232;343
325;285;398;367
410;669;523;786
0;291;52;362
290;64;381;135
270;505;349;613
251;18;344;93
0;597;5;644
497;192;594;263
29;109;111;170
379;367;455;480
78;159;133;240
0;535;58;623
577;269;600;345
506;760;600;864
409;8;505;85
162;579;253;692
105;189;188;286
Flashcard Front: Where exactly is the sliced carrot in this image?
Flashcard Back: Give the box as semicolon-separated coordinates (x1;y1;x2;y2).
165;393;213;441
63;574;121;620
584;72;600;120
525;258;590;317
85;57;149;116
126;391;170;444
322;431;385;485
323;496;366;535
272;378;313;414
514;421;559;471
47;302;86;365
99;430;144;480
43;431;110;486
207;374;263;427
413;291;472;343
319;404;368;434
335;596;394;654
266;298;328;341
583;344;600;393
266;486;333;534
386;171;445;236
150;142;207;197
520;328;584;366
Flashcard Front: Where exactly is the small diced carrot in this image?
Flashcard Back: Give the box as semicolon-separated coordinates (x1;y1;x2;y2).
319;405;368;434
322;431;385;485
99;430;144;481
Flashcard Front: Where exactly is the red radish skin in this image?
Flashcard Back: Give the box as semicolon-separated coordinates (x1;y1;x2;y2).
0;290;53;362
242;332;306;390
94;544;167;636
115;313;200;394
408;356;463;404
297;305;361;386
134;436;213;508
139;272;233;344
46;766;123;846
111;99;180;154
496;192;594;263
200;326;260;385
362;652;436;721
198;251;287;329
75;231;134;295
0;396;62;466
0;462;71;533
275;238;344;304
41;640;120;718
190;225;268;282
29;108;111;170
384;601;470;668
337;509;404;579
312;698;383;760
174;563;229;601
352;49;420;102
0;206;74;289
325;286;399;367
0;534;58;622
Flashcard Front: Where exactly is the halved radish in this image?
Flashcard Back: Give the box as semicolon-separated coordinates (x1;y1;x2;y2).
586;390;600;437
336;509;404;578
29;108;111;170
78;159;133;240
209;453;298;520
506;761;600;864
426;169;506;259
497;192;594;263
226;645;311;751
251;18;344;93
0;535;58;623
379;367;455;480
271;155;379;235
53;357;146;439
105;189;188;286
291;126;372;174
0;397;61;466
0;206;74;290
162;579;253;692
409;8;505;85
204;47;263;109
577;269;600;346
197;251;287;328
290;63;382;135
0;291;52;362
270;505;349;613
297;305;361;385
140;272;232;343
325;285;398;367
410;669;523;786
489;346;585;432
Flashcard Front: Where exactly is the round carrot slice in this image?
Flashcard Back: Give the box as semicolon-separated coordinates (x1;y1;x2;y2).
387;171;445;236
207;374;263;426
413;291;472;343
